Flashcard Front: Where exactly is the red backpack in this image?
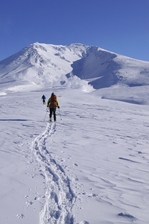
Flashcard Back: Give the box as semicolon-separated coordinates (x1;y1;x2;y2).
50;94;57;107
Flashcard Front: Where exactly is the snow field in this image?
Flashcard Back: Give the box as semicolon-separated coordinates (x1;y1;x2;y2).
0;88;149;223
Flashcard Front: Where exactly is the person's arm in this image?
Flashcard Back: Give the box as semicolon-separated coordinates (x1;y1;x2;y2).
47;98;51;107
56;99;60;108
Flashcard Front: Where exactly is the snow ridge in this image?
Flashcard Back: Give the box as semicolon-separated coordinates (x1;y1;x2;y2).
32;122;76;224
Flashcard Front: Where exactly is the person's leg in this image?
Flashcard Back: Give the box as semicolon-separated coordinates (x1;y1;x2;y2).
53;108;56;121
49;108;52;121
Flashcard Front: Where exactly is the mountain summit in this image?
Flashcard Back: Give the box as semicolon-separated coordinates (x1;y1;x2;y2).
0;42;149;91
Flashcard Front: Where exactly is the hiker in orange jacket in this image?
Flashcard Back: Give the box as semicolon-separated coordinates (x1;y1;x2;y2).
47;92;60;122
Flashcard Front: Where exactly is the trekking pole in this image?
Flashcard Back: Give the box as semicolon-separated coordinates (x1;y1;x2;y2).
59;108;62;120
44;108;48;121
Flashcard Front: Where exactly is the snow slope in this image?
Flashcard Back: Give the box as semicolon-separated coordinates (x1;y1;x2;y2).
0;87;149;224
0;42;149;223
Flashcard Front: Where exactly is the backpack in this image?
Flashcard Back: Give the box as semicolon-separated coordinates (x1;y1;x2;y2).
50;94;57;107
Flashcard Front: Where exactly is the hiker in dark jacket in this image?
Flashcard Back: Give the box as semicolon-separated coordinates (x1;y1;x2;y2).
41;95;46;104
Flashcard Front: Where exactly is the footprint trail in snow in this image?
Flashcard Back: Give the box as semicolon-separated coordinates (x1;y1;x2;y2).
32;122;76;224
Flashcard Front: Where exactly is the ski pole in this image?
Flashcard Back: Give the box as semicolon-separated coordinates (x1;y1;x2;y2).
44;108;48;121
59;108;62;120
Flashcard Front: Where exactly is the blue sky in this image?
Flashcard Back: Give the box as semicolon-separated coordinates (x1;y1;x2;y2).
0;0;149;61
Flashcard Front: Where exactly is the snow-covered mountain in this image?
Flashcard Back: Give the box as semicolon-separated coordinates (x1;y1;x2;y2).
1;42;149;89
1;42;149;103
0;43;88;88
71;47;149;89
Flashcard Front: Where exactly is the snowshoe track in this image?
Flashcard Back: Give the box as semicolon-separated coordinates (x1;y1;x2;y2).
32;122;76;224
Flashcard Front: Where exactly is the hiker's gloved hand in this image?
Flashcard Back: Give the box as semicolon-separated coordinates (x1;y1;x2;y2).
58;106;60;109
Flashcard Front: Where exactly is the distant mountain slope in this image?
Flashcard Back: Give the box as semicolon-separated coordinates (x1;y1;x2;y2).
0;42;149;90
71;47;149;89
0;43;88;87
